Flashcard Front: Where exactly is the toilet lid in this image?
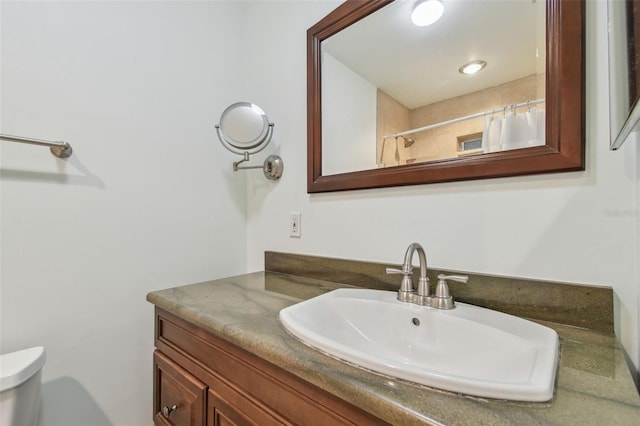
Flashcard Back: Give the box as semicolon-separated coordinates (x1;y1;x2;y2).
0;346;46;392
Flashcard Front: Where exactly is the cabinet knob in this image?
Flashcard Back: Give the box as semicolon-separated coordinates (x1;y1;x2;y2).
162;404;177;418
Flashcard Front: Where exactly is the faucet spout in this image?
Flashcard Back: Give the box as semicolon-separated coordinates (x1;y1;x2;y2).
403;243;427;283
399;243;429;303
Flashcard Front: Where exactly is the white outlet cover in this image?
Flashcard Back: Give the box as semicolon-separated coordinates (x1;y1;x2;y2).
290;212;301;238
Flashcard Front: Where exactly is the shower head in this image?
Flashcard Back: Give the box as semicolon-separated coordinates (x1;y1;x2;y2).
402;136;415;147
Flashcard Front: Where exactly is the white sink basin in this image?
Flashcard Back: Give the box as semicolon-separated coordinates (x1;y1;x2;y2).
279;288;559;401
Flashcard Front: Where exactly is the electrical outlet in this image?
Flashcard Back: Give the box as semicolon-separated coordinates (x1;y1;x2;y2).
290;212;301;238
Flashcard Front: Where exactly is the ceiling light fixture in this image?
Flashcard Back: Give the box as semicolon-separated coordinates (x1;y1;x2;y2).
411;0;444;27
459;60;487;75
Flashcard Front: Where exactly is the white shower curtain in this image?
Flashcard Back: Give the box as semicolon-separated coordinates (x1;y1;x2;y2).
481;104;545;153
527;106;545;147
482;114;503;153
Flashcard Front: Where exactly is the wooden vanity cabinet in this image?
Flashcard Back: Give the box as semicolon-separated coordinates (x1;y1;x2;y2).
153;308;389;426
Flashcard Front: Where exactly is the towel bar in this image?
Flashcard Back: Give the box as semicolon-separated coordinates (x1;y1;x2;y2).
0;134;72;158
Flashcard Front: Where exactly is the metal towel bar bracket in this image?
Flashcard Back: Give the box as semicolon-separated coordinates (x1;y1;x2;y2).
0;134;73;158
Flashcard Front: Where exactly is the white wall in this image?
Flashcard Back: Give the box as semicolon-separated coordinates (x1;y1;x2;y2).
244;0;640;377
1;1;247;425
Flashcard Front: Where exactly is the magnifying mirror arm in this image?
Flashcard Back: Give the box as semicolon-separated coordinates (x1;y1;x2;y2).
233;152;263;171
231;152;283;180
218;129;283;180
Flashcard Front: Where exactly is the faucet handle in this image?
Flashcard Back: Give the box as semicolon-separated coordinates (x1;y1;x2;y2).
386;267;411;276
431;274;469;310
387;266;415;299
437;274;469;284
435;274;469;297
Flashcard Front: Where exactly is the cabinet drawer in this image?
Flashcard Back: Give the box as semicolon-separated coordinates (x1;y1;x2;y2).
154;350;207;426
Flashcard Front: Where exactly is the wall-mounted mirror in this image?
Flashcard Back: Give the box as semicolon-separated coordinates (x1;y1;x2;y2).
307;0;585;192
609;0;640;150
218;102;273;152
216;102;283;180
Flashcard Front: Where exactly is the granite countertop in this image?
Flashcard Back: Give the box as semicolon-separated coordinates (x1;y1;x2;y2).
147;271;640;425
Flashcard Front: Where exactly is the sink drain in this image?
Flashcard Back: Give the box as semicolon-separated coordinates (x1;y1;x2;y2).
412;317;421;326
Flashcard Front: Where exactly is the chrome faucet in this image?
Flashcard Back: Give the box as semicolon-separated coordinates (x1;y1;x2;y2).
386;243;468;309
386;242;430;304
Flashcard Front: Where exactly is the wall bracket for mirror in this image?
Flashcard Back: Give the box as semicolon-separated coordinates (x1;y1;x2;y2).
215;102;283;180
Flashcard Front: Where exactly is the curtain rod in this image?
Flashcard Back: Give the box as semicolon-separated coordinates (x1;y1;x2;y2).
0;134;73;158
383;98;546;140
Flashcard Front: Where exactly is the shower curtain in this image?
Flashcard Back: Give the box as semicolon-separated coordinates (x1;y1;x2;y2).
482;105;545;153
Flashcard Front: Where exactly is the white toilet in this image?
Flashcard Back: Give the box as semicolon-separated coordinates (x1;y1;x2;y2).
0;346;46;426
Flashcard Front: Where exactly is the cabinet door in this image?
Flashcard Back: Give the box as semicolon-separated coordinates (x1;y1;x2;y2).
207;379;291;426
154;350;207;426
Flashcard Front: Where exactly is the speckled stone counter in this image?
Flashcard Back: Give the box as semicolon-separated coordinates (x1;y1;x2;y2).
147;271;640;425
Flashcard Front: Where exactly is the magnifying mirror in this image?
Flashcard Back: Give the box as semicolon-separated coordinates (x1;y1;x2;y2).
215;102;283;180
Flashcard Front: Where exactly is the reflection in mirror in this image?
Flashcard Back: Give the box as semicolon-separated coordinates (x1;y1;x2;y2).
322;0;546;175
308;0;585;193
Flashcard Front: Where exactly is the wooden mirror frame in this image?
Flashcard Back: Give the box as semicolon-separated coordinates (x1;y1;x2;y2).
307;0;585;193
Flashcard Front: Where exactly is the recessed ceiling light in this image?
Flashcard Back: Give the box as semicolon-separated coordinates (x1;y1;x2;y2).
411;0;444;27
459;60;487;75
